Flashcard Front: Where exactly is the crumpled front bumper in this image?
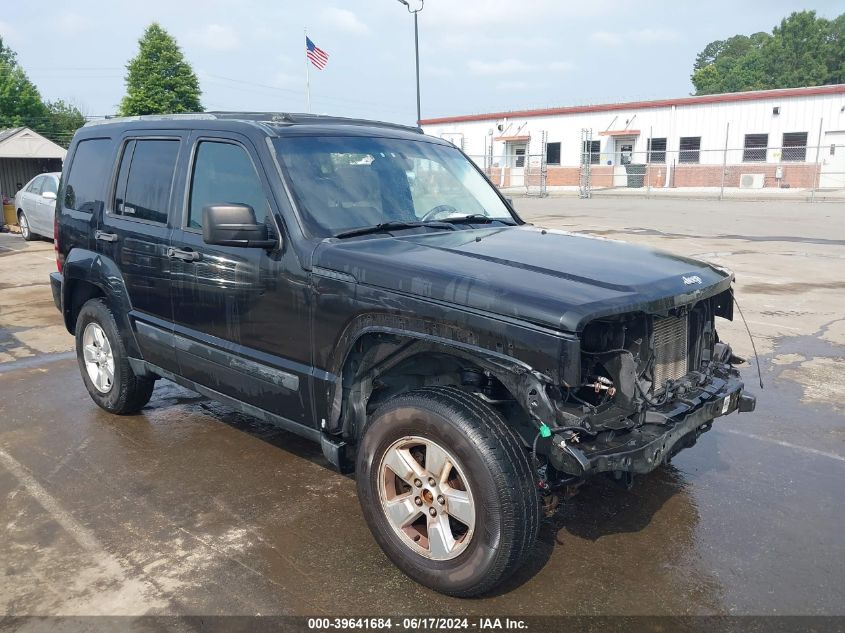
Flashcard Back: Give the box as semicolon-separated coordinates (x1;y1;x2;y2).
549;373;756;477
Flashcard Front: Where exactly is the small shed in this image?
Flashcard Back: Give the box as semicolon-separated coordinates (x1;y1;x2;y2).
0;127;66;201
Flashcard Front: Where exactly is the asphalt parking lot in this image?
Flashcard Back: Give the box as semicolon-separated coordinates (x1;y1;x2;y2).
1;197;843;617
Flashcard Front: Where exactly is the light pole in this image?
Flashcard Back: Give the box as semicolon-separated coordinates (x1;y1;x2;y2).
396;0;423;124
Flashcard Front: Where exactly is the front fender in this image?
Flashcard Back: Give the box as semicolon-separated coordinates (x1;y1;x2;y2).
325;311;569;436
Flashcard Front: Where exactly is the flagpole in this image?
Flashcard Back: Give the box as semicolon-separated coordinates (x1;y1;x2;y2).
304;27;311;113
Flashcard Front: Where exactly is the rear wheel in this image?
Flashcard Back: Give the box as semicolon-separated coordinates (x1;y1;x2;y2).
75;298;154;414
356;386;539;597
18;210;34;241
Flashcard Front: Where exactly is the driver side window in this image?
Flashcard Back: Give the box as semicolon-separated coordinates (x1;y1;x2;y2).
188;141;269;229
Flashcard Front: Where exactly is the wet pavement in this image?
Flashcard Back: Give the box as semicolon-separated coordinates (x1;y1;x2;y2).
1;197;844;616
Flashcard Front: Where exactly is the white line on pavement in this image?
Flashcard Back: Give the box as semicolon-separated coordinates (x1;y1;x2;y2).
0;446;104;552
0;244;56;261
744;320;803;332
723;428;845;463
0;446;167;613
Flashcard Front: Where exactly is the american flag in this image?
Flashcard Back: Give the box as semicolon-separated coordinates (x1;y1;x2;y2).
306;36;329;70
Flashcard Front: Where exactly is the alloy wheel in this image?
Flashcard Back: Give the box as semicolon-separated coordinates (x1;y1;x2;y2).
377;435;476;560
82;322;115;393
18;213;29;239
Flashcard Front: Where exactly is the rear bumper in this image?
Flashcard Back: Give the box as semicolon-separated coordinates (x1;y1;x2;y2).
50;272;62;311
550;373;755;476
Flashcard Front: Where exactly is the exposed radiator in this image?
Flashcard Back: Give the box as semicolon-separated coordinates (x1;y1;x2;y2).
653;315;689;390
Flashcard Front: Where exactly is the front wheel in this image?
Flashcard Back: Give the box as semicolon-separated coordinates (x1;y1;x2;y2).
356;386;539;597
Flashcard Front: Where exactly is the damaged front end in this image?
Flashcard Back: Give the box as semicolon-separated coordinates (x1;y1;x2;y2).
536;288;756;488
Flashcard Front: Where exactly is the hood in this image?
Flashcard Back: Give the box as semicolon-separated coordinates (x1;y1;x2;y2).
313;226;732;333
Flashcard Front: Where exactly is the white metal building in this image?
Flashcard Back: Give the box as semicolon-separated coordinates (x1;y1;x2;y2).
0;127;66;202
419;84;845;191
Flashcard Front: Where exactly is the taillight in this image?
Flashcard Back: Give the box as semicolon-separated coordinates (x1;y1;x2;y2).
54;212;62;273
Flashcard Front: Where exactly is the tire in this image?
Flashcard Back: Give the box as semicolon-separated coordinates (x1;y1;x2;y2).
356;386;539;597
18;210;34;241
75;298;154;414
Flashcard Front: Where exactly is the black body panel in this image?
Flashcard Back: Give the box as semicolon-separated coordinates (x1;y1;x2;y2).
53;112;752;480
312;226;732;334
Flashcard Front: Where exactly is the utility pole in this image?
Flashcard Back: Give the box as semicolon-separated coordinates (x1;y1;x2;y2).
304;27;311;113
396;0;424;123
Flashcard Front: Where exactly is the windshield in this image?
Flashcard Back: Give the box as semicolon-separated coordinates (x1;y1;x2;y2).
273;136;516;238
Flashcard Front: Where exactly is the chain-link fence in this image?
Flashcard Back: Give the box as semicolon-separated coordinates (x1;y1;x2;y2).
466;141;845;202
466;151;550;197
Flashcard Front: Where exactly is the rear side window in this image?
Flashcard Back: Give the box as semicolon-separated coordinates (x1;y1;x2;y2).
64;138;113;213
113;139;180;224
188;141;268;229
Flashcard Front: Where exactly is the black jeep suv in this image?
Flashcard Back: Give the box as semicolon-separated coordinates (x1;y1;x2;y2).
51;113;755;597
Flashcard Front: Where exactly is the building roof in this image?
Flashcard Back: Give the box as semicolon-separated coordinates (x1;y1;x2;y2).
0;127;66;159
418;83;845;125
0;127;25;144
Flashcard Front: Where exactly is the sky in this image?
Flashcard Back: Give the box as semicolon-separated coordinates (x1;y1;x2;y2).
0;0;842;126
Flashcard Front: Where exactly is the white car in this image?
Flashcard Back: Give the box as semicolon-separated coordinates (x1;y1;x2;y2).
14;172;61;240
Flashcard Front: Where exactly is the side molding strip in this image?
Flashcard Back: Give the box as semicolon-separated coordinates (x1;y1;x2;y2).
135;319;300;392
142;360;320;443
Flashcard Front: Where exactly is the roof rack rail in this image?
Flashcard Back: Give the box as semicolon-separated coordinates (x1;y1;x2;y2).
83;113;217;127
204;111;423;133
84;112;423;134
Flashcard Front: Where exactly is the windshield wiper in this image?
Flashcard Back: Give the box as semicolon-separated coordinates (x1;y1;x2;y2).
334;220;455;239
440;214;514;225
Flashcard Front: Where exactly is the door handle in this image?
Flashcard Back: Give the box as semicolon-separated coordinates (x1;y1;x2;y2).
167;247;201;262
94;230;118;243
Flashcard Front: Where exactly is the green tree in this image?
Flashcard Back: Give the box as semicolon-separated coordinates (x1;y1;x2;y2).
691;11;845;95
119;23;202;116
762;11;832;87
43;100;86;148
693;39;727;72
825;14;845;84
0;36;49;128
692;33;770;95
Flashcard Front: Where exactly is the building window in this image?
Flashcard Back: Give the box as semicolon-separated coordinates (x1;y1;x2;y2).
743;134;768;162
647;137;667;163
781;132;808;162
678;137;701;164
582;140;600;165
545;142;561;165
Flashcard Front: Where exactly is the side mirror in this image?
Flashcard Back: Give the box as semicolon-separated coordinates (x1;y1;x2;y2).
42;191;57;201
202;204;277;248
505;197;514;206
